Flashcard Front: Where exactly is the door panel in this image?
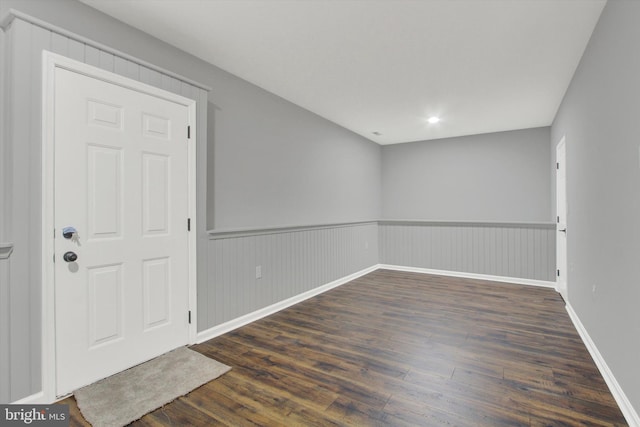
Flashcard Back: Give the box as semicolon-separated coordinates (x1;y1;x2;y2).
87;264;123;347
142;153;170;235
142;257;171;330
87;100;122;129
87;145;122;238
54;67;190;395
143;114;170;139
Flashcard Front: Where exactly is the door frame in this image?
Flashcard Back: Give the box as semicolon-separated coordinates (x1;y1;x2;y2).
555;136;568;301
41;51;198;402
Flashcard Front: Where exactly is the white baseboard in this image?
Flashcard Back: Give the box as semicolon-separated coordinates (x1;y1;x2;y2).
196;264;640;426
196;264;379;343
566;303;639;427
378;264;556;289
197;263;554;344
11;391;46;405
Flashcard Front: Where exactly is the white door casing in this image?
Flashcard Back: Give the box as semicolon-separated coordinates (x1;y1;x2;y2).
42;52;197;398
556;137;568;301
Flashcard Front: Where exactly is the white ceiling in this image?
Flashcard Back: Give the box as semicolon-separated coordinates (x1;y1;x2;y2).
79;0;606;145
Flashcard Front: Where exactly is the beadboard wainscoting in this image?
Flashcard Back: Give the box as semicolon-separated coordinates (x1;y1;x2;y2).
0;244;12;403
199;221;379;340
379;221;556;283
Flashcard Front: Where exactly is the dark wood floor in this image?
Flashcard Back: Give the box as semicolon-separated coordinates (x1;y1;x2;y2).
64;269;627;426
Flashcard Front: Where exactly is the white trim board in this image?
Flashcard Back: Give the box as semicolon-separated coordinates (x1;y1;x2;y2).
198;263;639;425
0;9;211;91
566;304;640;427
197;263;554;344
209;219;556;240
11;392;45;405
196;265;379;343
208;220;378;240
378;264;556;288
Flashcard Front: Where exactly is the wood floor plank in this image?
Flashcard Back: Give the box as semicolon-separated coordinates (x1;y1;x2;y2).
63;269;627;426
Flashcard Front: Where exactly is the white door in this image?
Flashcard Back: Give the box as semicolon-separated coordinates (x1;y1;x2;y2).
556;137;568;301
54;67;191;395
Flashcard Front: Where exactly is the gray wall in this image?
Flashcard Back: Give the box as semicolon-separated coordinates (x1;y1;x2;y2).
205;222;378;329
0;0;381;232
0;0;560;407
382;128;551;222
0;0;381;403
379;221;555;282
551;0;640;415
210;74;381;229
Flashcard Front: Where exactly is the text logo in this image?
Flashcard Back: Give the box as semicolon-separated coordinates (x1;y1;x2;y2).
0;405;69;426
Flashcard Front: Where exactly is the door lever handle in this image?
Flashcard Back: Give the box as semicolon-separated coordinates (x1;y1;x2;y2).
559;228;567;233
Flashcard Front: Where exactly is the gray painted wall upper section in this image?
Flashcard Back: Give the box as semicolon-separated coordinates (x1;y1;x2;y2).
210;77;381;229
0;0;565;408
381;127;551;222
0;0;381;230
551;0;640;416
0;0;380;403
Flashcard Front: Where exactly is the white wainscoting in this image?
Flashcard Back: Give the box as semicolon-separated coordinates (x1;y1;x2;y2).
0;248;11;403
197;264;378;343
201;221;379;332
379;221;556;282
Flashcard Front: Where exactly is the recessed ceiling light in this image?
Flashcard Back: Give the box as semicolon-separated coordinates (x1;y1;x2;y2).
427;116;440;124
